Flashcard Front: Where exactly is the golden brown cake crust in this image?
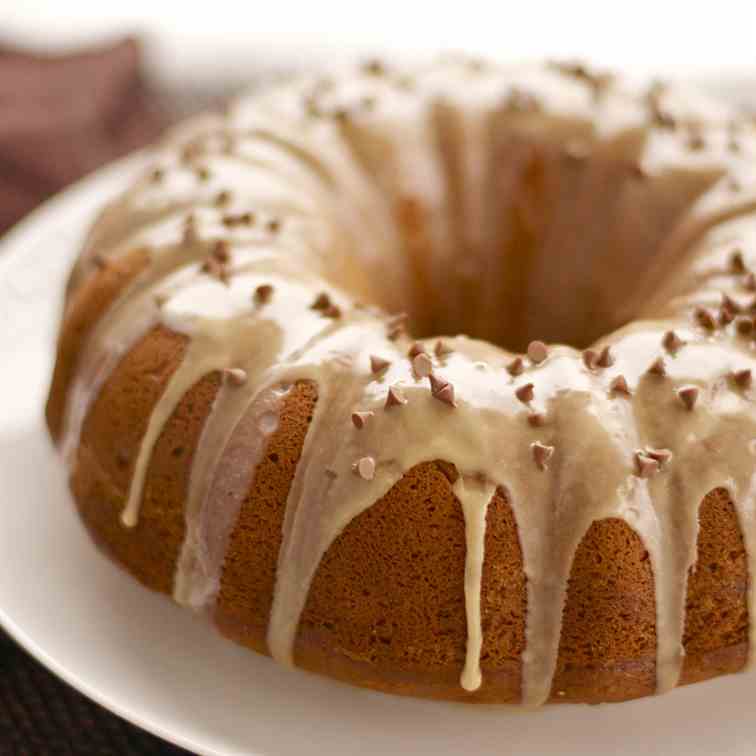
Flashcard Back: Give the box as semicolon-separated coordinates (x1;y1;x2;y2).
46;247;149;440
56;289;751;704
52;228;751;706
46;58;756;706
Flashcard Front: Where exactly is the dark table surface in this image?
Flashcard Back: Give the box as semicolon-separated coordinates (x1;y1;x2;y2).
0;630;191;755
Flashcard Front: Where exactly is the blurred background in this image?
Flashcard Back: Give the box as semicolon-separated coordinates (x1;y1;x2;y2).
1;2;756;752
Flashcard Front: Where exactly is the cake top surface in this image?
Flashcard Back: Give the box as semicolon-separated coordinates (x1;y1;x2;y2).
59;56;756;705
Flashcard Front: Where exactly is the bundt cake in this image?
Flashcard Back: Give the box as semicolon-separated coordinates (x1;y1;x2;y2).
46;55;756;706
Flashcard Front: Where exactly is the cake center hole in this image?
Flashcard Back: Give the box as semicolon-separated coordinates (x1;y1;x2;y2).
398;146;715;353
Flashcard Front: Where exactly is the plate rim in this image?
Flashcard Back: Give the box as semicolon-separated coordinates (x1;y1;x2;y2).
4;77;756;756
0;154;230;756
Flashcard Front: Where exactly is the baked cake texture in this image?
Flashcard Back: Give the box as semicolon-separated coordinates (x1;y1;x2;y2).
46;56;756;705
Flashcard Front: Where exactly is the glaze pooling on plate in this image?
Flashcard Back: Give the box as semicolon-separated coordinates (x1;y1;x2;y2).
52;56;756;706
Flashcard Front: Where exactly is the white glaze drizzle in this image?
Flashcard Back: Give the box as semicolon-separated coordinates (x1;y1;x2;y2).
54;57;756;706
455;475;496;692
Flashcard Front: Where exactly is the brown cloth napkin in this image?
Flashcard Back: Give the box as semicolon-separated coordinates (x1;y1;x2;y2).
0;37;191;755
0;37;168;234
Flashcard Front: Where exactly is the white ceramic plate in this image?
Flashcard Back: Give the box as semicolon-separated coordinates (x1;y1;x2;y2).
3;136;756;756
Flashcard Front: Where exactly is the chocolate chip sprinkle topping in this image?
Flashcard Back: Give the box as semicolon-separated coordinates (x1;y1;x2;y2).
507;357;525;377
652;107;677;129
527;412;546;427
322;304;341;319
254;283;274;305
332;107;351;124
736;316;755;335
723;293;742;314
224;367;247;386
732;368;752;389
434;340;453;358
223;211;255;228
515;383;535;404
304;95;322;118
694;306;717;330
646;447;673;468
596;346;614;368
354;456;376;481
720;304;736;326
687;130;705;151
531;441;554;471
181;142;203;163
154;292;168;309
635;450;661;479
311;292;332;311
195;165;211;182
583;346;613;371
362;59;386;77
662;330;684;354
678;385;700;410
527;340;548;364
730;248;746;274
582;350;598;370
610;374;632;397
559;60;592;79
212;239;231;263
408;342;427;359
647;357;667;377
433;381;457;407
413;352;433;378
149;167;164;183
370;355;391;375
647;82;676;129
547;59;608;96
200;256;228;284
266;218;281;234
385;385;407;409
215;190;232;207
92;253;107;269
181;212;198;242
428;373;448;395
351;410;374;429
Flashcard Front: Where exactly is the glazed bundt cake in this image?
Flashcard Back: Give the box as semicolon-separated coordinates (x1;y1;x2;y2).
47;56;756;705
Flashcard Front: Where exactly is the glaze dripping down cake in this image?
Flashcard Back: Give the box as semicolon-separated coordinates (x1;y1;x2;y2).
46;56;756;705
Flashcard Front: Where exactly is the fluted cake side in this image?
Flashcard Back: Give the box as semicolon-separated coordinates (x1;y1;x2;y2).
47;57;756;705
